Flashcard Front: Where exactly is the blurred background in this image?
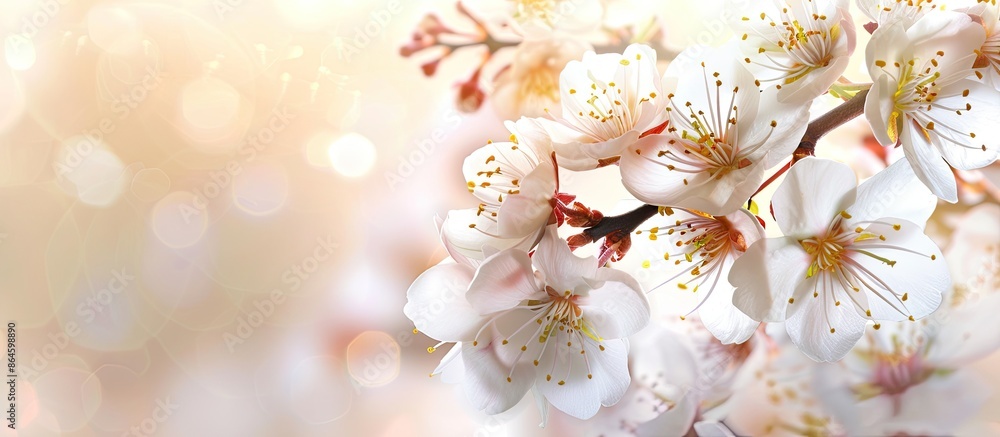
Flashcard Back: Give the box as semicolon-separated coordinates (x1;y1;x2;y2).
0;0;998;435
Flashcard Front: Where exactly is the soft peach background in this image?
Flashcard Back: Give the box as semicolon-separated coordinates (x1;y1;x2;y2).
1;1;998;436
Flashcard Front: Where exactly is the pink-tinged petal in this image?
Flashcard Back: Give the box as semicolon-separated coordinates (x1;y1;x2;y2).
926;293;1000;367
900;120;957;202
404;263;484;342
432;343;465;384
579;268;650;339
865;74;899;148
772;158;857;237
849;219;947;322
630;324;700;435
467;249;542;314
497;162;555;239
533;227;599;293
785;276;869;362
462;339;535;414
535;338;630;419
856;369;990;435
731;237;812;322
847;156;936;229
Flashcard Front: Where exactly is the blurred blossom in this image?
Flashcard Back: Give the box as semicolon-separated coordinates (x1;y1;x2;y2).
490;38;592;119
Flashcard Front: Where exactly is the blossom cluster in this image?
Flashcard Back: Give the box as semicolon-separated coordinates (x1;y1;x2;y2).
403;0;1000;433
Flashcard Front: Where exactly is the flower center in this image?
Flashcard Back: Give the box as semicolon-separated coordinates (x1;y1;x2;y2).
871;351;931;396
800;235;847;274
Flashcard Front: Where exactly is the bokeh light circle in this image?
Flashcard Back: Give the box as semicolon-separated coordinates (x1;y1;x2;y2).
327;132;376;178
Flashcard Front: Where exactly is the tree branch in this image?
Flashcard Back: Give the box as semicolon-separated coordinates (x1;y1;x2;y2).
581;204;659;242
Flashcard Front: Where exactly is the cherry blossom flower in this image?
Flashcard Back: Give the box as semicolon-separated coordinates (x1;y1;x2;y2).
864;10;999;202
620;47;809;216
491;38;593;119
633;207;765;344
816;286;1000;436
730;157;948;362
441;118;558;261
731;0;857;103
706;334;846;437
536;43;669;171
455;227;649;418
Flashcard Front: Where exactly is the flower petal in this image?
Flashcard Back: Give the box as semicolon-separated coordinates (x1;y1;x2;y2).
533;226;599;293
785;275;869;361
849;219;946;322
580;267;650;339
535;338;630;419
900;120;957;202
462;339;535;414
846;156;937;229
404;263;483;342
772;158;857;237
497;162;556;239
731;237;812;322
440;208;542;262
467;249;542;314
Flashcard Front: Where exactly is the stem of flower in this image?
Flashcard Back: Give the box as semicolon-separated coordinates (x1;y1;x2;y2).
581;204;659;242
582;88;872;243
796;88;870;157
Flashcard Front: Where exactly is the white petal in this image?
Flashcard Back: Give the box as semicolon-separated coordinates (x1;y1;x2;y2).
536;338;630;419
463;141;539;206
621;135;768;216
847;156;937;229
864;74;899;148
440;208;542;262
580;267;650;339
462;340;535;414
785;274;869;361
906;12;986;84
496;162;555;239
900;120;957;202
699;282;759;345
693;421;737;437
467;249;542;314
744;87;811;166
730;237;812;322
848;219;947;321
404;263;483;342
926;293;1000;367
533;226;599;293
772;158;857;237
931;83;1000;170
